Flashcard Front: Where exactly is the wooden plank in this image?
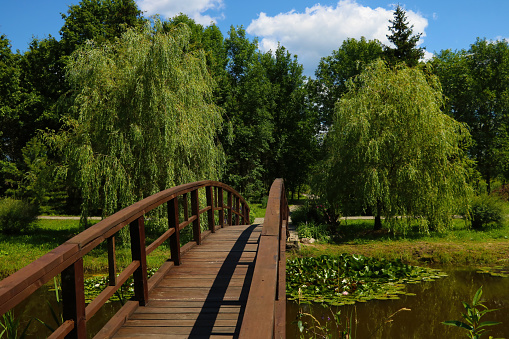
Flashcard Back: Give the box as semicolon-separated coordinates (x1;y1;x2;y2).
114;326;237;336
47;320;74;339
130;217;148;306
94;300;138;339
191;189;201;245
130;313;240;321
168;198;181;265
238;235;279;338
61;258;86;339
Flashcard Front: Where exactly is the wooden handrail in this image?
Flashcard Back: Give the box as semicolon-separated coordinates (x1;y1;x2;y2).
0;180;249;339
239;178;289;339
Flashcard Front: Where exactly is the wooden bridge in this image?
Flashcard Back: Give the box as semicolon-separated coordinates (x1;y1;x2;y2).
0;179;289;338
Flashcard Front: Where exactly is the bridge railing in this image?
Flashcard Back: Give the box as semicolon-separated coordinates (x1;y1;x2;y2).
0;180;249;339
240;178;289;338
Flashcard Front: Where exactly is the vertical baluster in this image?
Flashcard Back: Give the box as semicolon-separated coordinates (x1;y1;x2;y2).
130;216;148;306
245;204;250;225
206;186;215;232
107;236;117;286
214;187;218;212
168;197;181;265
191;189;201;245
182;193;189;221
227;191;233;226
235;196;240;225
218;187;224;228
61;258;86;339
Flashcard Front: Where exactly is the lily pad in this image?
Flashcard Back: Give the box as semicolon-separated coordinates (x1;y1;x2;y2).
287;254;445;306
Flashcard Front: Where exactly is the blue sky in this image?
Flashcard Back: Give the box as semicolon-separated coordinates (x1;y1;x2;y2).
1;0;508;76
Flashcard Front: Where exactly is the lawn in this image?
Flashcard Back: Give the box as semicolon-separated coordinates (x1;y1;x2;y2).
0;218;173;279
291;217;509;266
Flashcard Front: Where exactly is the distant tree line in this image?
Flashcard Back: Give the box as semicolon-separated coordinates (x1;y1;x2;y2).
0;1;508;231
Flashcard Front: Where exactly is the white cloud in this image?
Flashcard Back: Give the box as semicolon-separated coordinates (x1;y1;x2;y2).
136;0;224;25
247;0;428;76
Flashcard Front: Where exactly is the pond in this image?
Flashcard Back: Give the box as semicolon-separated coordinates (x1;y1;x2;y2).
9;279;123;339
7;268;509;338
287;268;509;338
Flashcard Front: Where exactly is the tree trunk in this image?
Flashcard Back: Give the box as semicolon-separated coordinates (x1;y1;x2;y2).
373;199;382;231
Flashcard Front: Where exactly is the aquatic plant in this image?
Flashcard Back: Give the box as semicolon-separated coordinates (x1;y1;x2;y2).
0;311;31;339
286;254;447;306
442;286;502;339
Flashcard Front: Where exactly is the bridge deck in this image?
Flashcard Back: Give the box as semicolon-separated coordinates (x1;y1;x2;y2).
112;223;262;338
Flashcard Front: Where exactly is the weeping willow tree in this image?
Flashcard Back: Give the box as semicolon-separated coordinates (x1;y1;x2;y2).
61;23;224;218
323;60;472;232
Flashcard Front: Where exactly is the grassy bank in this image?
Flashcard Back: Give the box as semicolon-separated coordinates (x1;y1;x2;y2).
0;218;173;280
290;218;509;267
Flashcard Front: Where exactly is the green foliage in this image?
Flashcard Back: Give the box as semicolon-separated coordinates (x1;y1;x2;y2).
60;0;145;53
296;222;331;242
443;286;502;338
291;199;340;227
384;5;424;67
432;39;509;192
321;60;472;232
468;195;505;230
286;254;446;306
0;311;31;339
297;307;355;339
1;137;68;214
310;37;384;127
0;198;39;235
61;22;224;218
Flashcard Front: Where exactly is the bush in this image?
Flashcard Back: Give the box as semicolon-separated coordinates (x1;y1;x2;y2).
468;194;505;230
290;199;340;227
0;198;39;234
296;221;331;242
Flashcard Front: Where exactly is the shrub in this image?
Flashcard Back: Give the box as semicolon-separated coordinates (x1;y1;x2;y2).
296;221;331;242
291;199;340;227
0;198;39;234
468;194;505;230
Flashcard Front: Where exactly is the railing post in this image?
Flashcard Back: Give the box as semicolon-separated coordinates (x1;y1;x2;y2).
243;204;250;225
206;185;215;232
191;189;201;245
168;197;181;265
182;193;189;221
61;258;86;339
235;196;240;225
227;191;233;226
107;236;117;286
130;216;148;306
218;187;224;228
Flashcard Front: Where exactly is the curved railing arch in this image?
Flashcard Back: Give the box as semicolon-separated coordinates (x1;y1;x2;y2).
0;180;249;339
239;178;289;338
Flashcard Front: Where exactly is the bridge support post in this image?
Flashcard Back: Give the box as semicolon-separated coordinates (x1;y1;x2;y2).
130;217;148;306
206;186;215;232
227;192;233;226
191;189;201;245
218;187;224;228
61;258;86;339
168;197;181;265
235;196;240;225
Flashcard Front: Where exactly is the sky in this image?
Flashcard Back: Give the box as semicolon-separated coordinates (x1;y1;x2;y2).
1;0;508;77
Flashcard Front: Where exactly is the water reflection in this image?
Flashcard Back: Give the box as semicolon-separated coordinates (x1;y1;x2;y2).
287;268;509;338
8;268;509;338
11;283;122;339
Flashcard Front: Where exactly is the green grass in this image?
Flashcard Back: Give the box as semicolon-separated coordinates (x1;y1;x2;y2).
0;219;175;279
249;203;266;219
291;217;509;267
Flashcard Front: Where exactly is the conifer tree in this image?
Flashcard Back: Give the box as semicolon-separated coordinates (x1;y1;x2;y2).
384;5;424;67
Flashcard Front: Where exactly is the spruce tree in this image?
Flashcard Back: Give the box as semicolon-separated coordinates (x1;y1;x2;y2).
384;5;424;67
